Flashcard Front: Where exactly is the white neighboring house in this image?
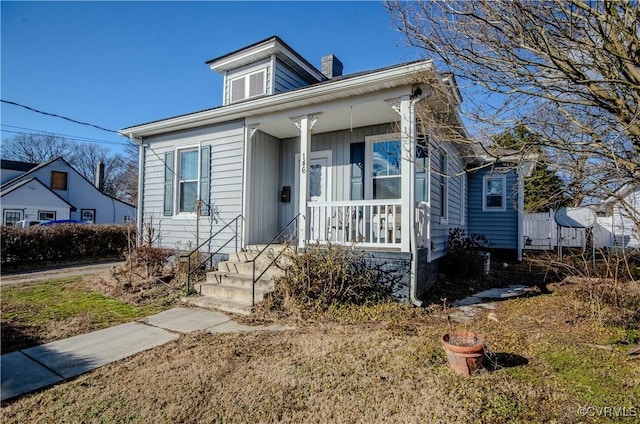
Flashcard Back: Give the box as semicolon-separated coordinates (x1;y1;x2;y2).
0;158;136;226
595;185;640;249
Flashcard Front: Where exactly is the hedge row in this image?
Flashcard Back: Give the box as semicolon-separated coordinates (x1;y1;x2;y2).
1;224;136;266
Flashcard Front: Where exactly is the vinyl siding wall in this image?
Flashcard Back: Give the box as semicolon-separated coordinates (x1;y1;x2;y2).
1;184;71;222
278;124;396;229
142;121;244;252
273;58;315;93
468;167;519;249
429;139;468;260
248;130;280;243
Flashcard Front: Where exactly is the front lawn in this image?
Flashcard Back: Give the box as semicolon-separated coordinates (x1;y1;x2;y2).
1;277;164;354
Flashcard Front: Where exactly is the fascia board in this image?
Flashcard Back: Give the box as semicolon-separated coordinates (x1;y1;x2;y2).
208;41;277;72
122;62;433;138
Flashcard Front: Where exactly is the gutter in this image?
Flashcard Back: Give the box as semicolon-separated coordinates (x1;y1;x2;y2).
120;61;433;138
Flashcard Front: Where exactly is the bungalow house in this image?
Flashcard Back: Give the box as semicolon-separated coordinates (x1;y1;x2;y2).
121;36;533;307
0;158;136;225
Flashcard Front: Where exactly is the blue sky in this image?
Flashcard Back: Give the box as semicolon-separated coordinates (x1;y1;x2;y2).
1;1;423;156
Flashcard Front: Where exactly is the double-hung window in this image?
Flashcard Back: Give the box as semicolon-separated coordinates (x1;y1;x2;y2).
483;174;507;211
163;145;211;216
178;149;199;213
229;69;266;103
365;134;401;199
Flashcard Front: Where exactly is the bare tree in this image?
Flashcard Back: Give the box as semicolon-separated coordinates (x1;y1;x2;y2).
388;0;640;224
1;133;137;204
1;134;75;163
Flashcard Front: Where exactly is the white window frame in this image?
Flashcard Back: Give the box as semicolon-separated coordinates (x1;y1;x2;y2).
38;211;56;221
176;146;201;216
483;174;507;211
439;150;449;224
228;68;267;103
81;209;96;224
3;209;23;226
365;133;402;200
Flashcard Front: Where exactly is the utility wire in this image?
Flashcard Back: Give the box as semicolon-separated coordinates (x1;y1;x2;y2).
1;99;119;134
1;125;128;146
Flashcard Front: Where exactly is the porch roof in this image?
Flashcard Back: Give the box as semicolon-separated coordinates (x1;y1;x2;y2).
120;60;435;139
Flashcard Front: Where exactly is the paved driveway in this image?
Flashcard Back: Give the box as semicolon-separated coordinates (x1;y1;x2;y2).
0;262;124;285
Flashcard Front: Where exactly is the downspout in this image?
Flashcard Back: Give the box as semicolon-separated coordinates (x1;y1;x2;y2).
130;134;145;246
408;89;429;307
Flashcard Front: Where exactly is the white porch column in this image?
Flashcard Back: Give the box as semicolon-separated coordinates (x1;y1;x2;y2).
291;114;319;248
242;124;259;248
399;96;414;252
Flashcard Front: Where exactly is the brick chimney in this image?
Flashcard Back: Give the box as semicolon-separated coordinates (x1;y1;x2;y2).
321;54;343;79
95;161;105;192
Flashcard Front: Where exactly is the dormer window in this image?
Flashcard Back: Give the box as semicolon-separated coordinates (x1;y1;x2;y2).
229;69;266;103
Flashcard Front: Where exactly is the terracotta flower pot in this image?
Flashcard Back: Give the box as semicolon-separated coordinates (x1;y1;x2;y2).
441;331;485;376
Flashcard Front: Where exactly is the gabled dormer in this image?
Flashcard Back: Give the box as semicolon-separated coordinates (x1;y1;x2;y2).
206;36;332;106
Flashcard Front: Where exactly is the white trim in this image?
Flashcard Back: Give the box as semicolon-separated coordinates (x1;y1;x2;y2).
174;144;200;217
365;133;402;200
121;62;434;138
228;68;267;103
439;150;449;224
3;209;23;226
482;174;507;212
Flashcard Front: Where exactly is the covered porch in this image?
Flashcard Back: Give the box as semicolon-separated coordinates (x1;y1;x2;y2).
242;83;433;253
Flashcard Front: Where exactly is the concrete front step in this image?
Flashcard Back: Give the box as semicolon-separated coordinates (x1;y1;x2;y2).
217;260;283;279
197;282;270;304
205;272;275;290
181;295;253;316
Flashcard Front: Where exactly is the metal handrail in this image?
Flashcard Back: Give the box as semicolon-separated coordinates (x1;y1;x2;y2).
181;214;244;294
249;213;303;306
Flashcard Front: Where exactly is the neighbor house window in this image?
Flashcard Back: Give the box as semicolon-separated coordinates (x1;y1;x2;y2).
163;146;211;217
51;171;68;190
483;174;507;211
365;134;401;200
439;151;449;221
3;210;23;226
39;211;56;220
81;209;96;223
229;69;266;103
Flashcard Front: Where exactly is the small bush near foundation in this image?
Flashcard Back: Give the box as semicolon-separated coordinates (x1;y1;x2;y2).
260;243;400;318
443;228;490;279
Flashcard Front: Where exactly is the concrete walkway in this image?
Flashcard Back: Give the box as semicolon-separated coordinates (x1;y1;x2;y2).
1;307;290;402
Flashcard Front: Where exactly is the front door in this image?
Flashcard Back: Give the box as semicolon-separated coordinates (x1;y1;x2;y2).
294;150;332;241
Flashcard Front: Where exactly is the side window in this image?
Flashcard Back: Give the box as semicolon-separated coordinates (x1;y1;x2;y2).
371;139;401;199
178;149;199;213
164;146;211;216
51;171;68;190
483;174;507;211
439;151;448;221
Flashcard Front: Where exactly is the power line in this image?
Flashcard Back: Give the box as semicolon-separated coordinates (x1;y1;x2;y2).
1;99;119;134
1;124;129;146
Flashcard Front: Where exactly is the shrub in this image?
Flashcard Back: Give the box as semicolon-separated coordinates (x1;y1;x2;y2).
1;224;135;267
443;228;491;279
261;243;400;317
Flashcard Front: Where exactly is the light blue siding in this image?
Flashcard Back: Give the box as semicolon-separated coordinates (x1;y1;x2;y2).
468;167;519;249
274;59;315;93
142;121;245;252
248;130;280;243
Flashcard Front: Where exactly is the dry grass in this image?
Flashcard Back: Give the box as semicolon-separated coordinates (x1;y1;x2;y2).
2;285;639;423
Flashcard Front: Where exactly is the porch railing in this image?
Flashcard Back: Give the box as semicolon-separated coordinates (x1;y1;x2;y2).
249;213;302;306
307;200;403;248
181;214;244;294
